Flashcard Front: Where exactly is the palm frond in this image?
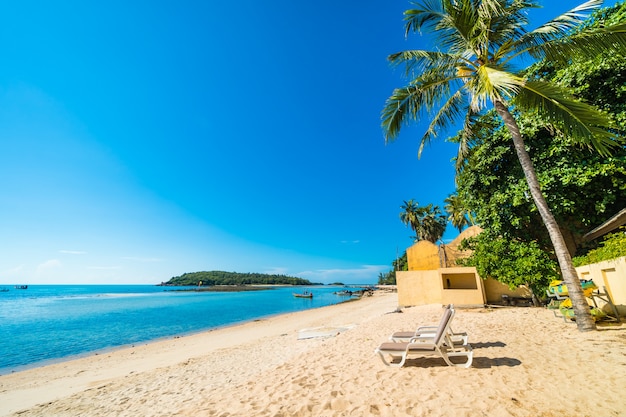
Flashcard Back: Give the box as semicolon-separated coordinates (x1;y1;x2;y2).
454;110;482;173
516;80;621;156
536;23;626;62
419;88;467;158
507;0;602;62
382;66;464;142
404;0;445;36
530;0;602;38
388;50;467;78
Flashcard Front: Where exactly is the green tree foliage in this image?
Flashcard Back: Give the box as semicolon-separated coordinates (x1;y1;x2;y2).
573;228;626;266
164;271;318;286
377;251;408;285
381;0;626;331
454;111;626;256
399;200;447;243
453;3;626;285
444;193;474;232
459;231;559;298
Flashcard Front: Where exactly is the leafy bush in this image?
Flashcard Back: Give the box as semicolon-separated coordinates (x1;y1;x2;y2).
459;232;559;296
573;228;626;266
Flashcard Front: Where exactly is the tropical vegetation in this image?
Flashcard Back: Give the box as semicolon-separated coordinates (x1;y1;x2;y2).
377;251;408;285
400;200;447;243
455;2;626;299
163;271;318;286
444;194;474;232
573;228;626;266
381;0;626;331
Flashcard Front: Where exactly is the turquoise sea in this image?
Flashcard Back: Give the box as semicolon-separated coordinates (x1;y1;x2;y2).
0;285;366;375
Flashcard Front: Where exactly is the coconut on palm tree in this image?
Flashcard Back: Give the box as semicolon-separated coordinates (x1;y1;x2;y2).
382;0;626;331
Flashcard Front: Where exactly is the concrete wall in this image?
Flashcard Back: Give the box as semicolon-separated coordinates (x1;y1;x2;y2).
576;256;626;315
396;270;440;306
483;279;533;304
406;241;440;271
440;267;486;306
399;226;530;307
396;267;486;307
397;267;533;306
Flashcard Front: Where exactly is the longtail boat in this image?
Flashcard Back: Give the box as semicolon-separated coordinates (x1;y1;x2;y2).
293;292;313;298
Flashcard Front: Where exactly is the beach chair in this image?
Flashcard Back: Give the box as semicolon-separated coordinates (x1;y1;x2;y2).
375;307;473;368
389;304;468;346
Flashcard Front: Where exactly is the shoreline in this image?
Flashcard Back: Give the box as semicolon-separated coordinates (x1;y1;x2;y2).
0;291;399;416
1;292;365;376
2;292;626;416
0;285;369;375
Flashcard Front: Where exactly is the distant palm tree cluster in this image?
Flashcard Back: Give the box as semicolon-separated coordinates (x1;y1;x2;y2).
399;195;474;244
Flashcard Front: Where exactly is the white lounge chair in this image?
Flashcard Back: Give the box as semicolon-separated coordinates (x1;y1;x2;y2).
375;307;473;368
389;304;468;346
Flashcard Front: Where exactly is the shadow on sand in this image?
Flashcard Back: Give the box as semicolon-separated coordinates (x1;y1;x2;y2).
470;341;506;349
402;355;520;368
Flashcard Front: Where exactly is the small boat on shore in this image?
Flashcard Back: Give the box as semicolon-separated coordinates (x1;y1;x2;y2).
293;291;313;298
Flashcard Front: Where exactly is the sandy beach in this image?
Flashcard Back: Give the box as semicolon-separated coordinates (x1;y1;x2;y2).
2;291;626;417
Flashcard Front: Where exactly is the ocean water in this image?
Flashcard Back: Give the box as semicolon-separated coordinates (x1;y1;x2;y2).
0;285;365;374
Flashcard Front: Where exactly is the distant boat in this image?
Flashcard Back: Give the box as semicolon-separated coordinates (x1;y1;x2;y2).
0;287;9;292
293;292;313;298
14;285;28;289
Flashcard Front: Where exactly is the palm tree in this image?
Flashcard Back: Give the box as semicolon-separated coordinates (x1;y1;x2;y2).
418;204;447;243
400;200;447;243
444;194;475;232
400;199;422;241
382;0;626;331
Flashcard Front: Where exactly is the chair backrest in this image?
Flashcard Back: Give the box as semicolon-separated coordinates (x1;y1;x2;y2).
433;307;455;345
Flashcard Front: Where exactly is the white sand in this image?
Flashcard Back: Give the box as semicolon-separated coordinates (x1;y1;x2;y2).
1;292;625;417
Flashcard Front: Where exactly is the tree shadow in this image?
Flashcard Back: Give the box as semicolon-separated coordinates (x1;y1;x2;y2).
402;355;520;368
470;341;506;349
471;356;521;368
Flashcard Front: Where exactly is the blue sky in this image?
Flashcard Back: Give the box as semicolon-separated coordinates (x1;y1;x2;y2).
0;1;617;285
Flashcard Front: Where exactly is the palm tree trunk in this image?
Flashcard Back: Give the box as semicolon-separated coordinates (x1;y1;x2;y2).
494;100;596;332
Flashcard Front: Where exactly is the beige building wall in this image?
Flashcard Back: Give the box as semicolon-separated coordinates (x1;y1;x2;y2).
396;270;440;306
406;241;440;271
440;225;482;267
483;278;532;304
576;256;626;315
396;267;486;307
399;225;531;306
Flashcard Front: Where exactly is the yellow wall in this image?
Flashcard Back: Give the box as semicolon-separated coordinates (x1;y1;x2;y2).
399;226;530;306
396;267;486;307
483;278;532;304
576;256;626;315
440;267;486;306
396;270;440;306
406;241;440;271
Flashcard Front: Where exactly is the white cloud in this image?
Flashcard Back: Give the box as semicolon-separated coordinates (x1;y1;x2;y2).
2;265;25;277
36;259;62;276
340;240;360;244
59;250;87;255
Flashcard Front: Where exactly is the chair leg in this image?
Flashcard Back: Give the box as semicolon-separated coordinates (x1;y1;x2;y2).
376;350;407;367
441;347;473;368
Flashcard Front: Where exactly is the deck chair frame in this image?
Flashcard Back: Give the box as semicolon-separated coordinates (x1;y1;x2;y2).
375;307;473;368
